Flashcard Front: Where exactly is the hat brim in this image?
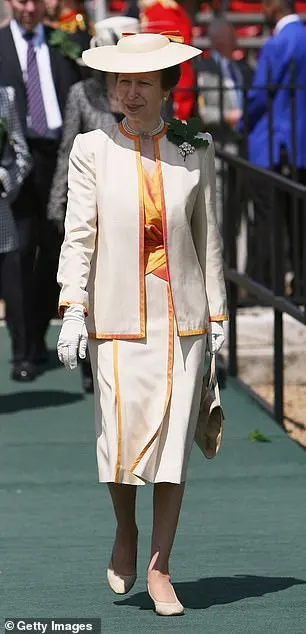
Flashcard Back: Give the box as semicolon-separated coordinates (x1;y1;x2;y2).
82;42;201;73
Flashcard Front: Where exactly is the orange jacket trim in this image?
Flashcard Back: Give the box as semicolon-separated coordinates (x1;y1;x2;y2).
135;135;146;339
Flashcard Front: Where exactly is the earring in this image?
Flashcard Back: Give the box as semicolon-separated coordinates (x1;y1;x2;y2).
164;95;168;102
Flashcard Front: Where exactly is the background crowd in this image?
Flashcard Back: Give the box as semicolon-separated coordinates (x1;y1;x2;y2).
0;0;305;390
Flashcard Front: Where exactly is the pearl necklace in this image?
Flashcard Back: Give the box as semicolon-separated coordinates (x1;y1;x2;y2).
122;117;165;137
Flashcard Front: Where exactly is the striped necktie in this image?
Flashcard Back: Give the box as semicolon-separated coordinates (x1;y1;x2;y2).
224;59;242;110
24;31;48;136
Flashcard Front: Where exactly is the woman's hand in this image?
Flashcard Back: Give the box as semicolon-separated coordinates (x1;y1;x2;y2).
57;304;88;370
208;321;225;354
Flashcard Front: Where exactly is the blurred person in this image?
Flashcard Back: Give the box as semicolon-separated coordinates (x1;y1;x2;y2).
53;0;94;51
124;0;139;17
108;0;128;11
243;0;306;170
47;15;138;392
196;15;252;253
43;0;60;21
0;0;81;379
0;86;32;380
140;0;196;119
224;0;264;61
241;0;306;295
196;16;252;366
0;0;12;26
196;17;252;149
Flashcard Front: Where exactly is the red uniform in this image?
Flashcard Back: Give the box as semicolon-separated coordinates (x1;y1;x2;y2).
140;0;195;119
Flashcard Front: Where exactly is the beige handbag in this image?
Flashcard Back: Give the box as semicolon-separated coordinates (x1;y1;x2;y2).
195;353;224;459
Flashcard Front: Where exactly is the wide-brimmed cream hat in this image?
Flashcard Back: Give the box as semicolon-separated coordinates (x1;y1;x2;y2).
90;16;139;48
82;32;202;74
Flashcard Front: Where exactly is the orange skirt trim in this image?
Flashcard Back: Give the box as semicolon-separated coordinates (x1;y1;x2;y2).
113;340;123;484
129;284;174;473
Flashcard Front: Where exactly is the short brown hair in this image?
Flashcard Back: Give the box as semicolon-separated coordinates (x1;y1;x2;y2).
161;65;181;91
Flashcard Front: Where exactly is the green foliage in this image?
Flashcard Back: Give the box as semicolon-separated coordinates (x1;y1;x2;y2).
166;117;209;151
49;30;81;61
248;430;272;443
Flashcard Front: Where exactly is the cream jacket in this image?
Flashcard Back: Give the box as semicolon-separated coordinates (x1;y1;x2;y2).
57;123;227;339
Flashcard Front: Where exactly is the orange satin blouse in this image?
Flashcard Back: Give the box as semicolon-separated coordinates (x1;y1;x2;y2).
143;167;168;282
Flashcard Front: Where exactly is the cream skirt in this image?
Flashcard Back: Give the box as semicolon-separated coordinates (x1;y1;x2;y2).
88;274;207;485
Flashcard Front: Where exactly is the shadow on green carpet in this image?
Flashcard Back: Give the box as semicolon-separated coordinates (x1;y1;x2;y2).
113;574;306;611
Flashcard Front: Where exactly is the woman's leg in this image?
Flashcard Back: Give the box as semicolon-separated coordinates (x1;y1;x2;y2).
148;482;185;602
108;483;138;575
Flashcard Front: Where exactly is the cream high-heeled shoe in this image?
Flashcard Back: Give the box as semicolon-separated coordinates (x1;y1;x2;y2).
147;582;184;616
106;559;137;595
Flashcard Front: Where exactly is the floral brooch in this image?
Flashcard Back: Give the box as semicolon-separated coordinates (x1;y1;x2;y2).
49;30;81;61
166;117;209;160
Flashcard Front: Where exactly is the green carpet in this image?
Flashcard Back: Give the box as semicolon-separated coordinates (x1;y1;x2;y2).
0;326;305;633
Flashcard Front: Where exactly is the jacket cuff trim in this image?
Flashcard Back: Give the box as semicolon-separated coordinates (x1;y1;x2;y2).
209;314;228;322
58;301;88;319
177;327;208;336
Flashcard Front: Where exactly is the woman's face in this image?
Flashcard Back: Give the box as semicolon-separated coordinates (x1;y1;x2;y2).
116;71;166;129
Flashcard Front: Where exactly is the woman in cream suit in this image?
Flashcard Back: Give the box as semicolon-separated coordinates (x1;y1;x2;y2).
57;32;227;616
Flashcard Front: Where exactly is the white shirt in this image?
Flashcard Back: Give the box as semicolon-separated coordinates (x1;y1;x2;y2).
274;14;301;34
212;51;242;110
10;19;62;131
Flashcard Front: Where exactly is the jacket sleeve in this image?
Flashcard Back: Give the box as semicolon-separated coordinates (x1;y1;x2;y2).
241;37;284;133
57;132;97;316
0;87;32;202
47;83;82;225
191;134;227;322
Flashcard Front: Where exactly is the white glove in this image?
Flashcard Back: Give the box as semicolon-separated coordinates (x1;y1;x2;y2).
208;321;225;354
57;304;88;370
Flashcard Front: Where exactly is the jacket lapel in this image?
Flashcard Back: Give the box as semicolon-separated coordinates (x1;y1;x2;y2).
0;26;28;131
0;26;24;90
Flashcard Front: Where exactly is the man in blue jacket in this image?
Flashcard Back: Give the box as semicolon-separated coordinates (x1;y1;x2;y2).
245;0;306;169
241;0;306;297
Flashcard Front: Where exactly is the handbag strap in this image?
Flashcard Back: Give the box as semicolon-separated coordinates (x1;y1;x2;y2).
205;353;221;407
